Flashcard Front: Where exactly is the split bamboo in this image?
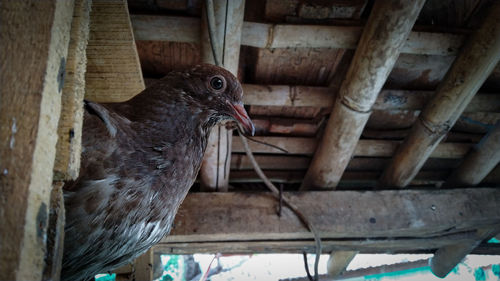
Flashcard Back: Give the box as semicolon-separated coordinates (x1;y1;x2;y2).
300;0;426;190
380;3;500;187
445;121;500;186
199;0;245;191
327;251;358;278
131;16;464;56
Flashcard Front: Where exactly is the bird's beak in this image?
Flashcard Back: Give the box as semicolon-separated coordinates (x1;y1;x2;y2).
228;101;255;136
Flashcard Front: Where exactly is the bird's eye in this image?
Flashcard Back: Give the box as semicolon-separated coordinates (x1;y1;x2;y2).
210;77;224;90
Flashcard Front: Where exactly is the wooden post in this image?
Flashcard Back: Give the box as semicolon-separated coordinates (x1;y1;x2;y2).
430;228;500;278
84;0;145;103
131;15;464;56
445;121;500;186
43;183;66;281
327;251;358;278
380;3;500;187
133;249;154;281
300;0;425;190
54;0;92;181
0;1;74;280
199;0;245;191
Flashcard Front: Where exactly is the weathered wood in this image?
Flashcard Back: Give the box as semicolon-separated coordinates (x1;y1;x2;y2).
162;188;500;251
132;15;200;43
43;183;66;281
130;16;464;56
54;0;92;181
301;0;425;190
327;251;357;278
164;189;500;243
430;227;500;278
199;0;245;191
232;136;471;158
446;121;500;186
84;0;145;103
380;3;500;187
0;1;74;280
133;249;153;281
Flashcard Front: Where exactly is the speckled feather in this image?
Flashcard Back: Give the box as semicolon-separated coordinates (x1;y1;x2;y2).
61;65;248;281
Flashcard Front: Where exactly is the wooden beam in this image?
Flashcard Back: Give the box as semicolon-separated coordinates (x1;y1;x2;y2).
430;227;500;278
199;0;245;191
231;136;471;158
131;16;464;56
301;0;425;190
327;251;358;279
0;1;74;280
54;0;92;181
446;121;500;186
84;0;145;103
164;189;500;243
380;3;500;187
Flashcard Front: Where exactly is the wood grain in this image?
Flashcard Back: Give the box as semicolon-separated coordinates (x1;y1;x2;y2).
84;0;145;102
0;0;73;280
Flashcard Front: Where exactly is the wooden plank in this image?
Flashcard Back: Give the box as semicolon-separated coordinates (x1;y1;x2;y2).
199;0;245;191
156;232;480;254
446;121;500;186
0;1;74;280
54;0;92;181
380;3;500;187
251;48;346;86
43;183;66;281
130;15;465;56
242;84;500;112
163;189;500;242
232;136;471;158
327;251;358;278
301;0;426;190
84;0;145;103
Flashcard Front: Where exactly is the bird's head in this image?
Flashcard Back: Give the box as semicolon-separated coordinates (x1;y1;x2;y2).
172;64;255;136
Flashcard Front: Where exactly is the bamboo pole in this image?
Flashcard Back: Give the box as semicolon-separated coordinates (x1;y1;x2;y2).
131;15;464;56
327;251;358;278
199;0;245;191
300;0;426;190
445;121;500;186
380;3;500;188
241;84;499;112
430;228;500;278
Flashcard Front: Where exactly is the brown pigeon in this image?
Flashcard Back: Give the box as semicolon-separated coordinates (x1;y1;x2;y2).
61;64;254;281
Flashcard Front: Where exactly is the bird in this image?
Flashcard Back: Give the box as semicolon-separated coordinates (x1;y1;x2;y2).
61;64;254;281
